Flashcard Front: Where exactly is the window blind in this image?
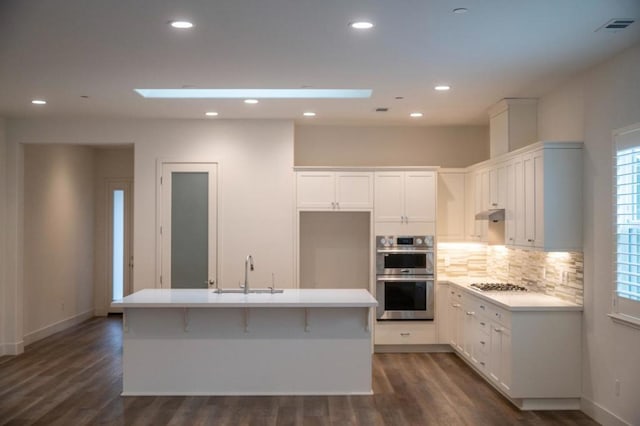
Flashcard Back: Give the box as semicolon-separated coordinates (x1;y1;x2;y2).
614;125;640;322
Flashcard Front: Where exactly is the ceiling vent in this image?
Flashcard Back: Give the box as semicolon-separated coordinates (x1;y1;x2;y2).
596;19;635;32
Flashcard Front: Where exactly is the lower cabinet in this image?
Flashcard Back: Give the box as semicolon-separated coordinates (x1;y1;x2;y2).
374;321;436;345
443;283;581;410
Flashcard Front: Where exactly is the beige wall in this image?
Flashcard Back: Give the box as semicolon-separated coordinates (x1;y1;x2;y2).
538;43;640;425
7;118;295;294
295;125;488;167
93;147;134;315
23;145;96;342
299;212;370;290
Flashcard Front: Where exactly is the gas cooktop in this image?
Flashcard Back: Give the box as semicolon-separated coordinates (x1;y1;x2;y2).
470;282;528;292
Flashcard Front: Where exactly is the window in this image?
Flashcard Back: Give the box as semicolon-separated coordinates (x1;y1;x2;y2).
613;124;640;325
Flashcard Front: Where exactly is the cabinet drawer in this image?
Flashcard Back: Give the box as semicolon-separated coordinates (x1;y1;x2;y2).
487;304;511;327
375;321;436;345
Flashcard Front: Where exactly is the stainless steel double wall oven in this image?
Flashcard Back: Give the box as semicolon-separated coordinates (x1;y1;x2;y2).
375;235;435;320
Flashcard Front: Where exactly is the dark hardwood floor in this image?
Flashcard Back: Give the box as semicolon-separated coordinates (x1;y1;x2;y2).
0;316;598;425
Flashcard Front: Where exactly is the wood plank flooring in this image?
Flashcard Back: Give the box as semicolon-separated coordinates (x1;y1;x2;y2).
0;316;599;425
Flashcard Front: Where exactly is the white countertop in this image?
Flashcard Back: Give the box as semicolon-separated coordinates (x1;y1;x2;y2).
112;288;378;308
439;277;583;312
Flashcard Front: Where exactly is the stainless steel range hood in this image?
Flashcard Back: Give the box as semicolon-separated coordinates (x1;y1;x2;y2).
475;209;505;222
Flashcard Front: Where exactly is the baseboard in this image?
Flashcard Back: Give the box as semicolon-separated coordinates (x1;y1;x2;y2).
0;340;25;356
374;344;453;353
23;309;94;346
581;397;631;426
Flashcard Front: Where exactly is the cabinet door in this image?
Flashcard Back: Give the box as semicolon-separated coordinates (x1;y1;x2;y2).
496;163;507;209
532;150;545;248
523;153;537;246
513;157;527;246
465;172;478;241
374;172;404;222
404;171;436;222
296;172;335;209
498;327;512;392
474;171;487;241
504;161;516;245
335;172;373;209
437;172;466;241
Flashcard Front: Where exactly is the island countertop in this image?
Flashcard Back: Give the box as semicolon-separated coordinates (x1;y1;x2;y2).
112;288;378;309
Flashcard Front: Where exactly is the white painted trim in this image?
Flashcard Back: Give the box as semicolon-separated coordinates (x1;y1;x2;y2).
0;340;24;356
23;309;94;346
581;396;631;426
608;313;640;330
122;390;374;397
374;344;453;353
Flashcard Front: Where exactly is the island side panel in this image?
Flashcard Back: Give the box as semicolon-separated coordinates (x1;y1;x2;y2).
122;307;373;395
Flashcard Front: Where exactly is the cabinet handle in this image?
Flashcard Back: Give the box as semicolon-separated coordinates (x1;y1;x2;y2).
527;239;534;242
480;305;485;310
331;202;336;208
400;332;411;336
336;201;340;208
457;294;462;298
466;311;475;316
480;322;486;326
480;341;486;345
480;361;486;366
452;303;461;308
494;328;503;333
491;203;498;207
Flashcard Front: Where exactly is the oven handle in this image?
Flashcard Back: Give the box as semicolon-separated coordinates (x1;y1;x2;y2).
376;276;434;282
376;249;433;254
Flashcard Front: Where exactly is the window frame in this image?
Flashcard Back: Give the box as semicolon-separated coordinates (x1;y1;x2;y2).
611;122;640;329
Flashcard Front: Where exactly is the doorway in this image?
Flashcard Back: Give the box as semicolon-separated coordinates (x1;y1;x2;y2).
160;162;218;289
107;179;133;311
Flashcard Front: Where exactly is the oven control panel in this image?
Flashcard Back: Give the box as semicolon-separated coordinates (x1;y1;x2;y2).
376;235;433;249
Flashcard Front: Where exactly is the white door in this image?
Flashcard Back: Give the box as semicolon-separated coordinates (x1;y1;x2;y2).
161;163;217;289
108;180;133;310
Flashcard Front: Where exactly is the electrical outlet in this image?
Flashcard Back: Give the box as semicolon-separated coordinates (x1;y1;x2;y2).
615;379;621;396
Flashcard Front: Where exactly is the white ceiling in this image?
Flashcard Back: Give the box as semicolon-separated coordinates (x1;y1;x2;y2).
1;0;639;126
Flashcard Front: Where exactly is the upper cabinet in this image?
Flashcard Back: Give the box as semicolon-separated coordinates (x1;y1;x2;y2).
296;170;374;210
375;171;436;225
513;146;582;250
488;98;538;158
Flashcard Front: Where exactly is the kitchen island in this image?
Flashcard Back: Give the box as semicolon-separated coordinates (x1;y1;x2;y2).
111;288;377;396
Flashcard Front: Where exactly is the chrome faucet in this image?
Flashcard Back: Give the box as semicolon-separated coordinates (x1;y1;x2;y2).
243;255;254;294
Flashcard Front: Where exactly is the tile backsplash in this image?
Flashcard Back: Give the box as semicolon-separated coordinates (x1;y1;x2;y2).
437;244;583;304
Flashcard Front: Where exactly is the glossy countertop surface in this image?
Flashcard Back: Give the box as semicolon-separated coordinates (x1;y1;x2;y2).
112;288;378;308
439;277;583;312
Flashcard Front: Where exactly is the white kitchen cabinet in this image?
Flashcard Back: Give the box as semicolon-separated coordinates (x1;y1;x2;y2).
489;162;507;209
509;144;582;251
374;170;436;224
504;161;516;245
437;171;466;241
296;170;374;210
444;282;581;410
374;321;436;346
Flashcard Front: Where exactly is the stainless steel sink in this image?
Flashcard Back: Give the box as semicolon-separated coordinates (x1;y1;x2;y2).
212;288;284;294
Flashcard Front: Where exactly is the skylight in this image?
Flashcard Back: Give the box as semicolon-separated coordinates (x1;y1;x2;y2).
134;89;372;99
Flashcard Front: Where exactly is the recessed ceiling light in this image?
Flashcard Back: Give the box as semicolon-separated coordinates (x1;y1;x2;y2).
169;20;194;29
434;85;451;91
244;99;259;104
350;21;374;30
31;99;46;105
303;112;316;117
205;111;219;116
410;112;423;118
453;8;468;14
134;88;372;99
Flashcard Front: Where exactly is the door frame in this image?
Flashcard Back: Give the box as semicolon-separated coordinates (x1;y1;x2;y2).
106;179;133;313
156;159;221;289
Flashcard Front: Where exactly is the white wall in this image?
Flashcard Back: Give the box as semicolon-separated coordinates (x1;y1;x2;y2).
295;125;488;167
23;145;96;343
538;43;640;425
